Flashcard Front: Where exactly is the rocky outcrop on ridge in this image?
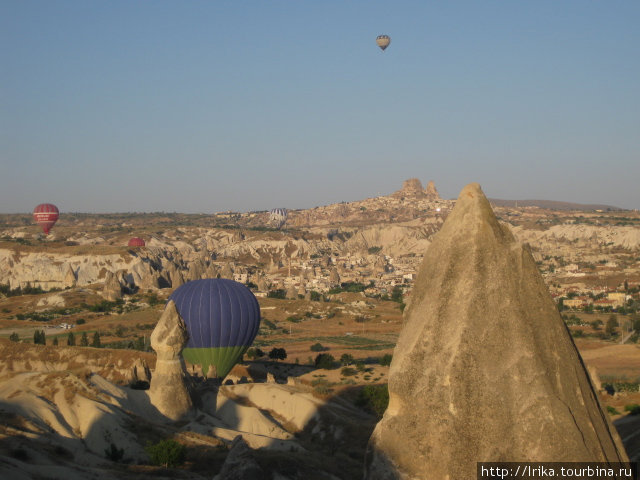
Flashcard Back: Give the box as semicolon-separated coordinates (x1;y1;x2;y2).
365;183;629;479
392;178;426;198
424;180;440;199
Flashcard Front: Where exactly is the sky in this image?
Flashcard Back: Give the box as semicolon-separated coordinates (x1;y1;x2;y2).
1;1;639;213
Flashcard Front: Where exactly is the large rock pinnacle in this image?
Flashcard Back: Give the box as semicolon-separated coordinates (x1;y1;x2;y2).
148;300;193;421
365;183;628;479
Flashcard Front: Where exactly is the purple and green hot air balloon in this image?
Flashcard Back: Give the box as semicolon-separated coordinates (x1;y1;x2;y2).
169;278;261;379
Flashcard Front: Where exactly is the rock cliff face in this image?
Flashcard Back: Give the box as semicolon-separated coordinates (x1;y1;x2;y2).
393;178;426;198
424;180;440;200
148;300;193;421
365;183;628;479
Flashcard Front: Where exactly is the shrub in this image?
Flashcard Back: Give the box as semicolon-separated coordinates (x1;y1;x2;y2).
310;291;322;301
262;319;277;330
379;354;392;366
76;319;86;325
269;347;287;361
355;384;389;418
314;353;336;370
340;353;354;366
624;404;640;415
267;289;286;299
310;342;328;352
67;332;75;346
9;332;19;342
341;367;358;377
145;439;186;468
80;332;89;347
246;347;265;359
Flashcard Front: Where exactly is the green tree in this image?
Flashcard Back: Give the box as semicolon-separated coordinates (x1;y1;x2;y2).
310;342;328;352
246;347;264;360
91;331;101;348
33;329;46;345
133;336;145;351
355;384;389;418
145;439;186;468
52;337;59;346
67;332;75;346
340;353;354;366
80;332;89;347
606;315;619;337
9;332;19;342
269;347;287;362
379;353;393;366
315;353;336;369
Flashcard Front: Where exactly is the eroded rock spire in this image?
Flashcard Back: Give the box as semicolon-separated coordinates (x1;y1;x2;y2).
365;183;628;479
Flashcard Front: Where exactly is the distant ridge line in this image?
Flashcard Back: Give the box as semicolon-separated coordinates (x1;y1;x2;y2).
487;198;623;211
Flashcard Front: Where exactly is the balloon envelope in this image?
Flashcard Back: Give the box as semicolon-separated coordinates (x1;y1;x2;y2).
376;35;391;51
269;208;288;229
168;279;261;378
128;237;145;247
33;204;59;234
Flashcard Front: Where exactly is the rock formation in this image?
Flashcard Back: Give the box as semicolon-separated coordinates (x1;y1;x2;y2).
148;300;193;421
186;259;206;281
285;284;297;300
167;264;185;288
214;435;267;480
220;262;235;279
393;178;426;198
424;180;440;199
365;183;629;479
329;267;340;286
101;271;122;302
63;263;76;288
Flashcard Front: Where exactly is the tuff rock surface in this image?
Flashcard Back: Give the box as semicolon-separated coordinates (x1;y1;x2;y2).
365;183;628;479
148;300;193;421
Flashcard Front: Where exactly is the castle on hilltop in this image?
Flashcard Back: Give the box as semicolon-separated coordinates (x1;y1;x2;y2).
392;178;440;200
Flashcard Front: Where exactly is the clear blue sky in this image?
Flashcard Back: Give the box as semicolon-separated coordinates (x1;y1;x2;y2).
2;1;639;213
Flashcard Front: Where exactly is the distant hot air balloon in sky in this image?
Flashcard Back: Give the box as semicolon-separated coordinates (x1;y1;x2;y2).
168;279;261;379
33;203;59;235
128;237;145;247
376;34;391;51
269;208;288;229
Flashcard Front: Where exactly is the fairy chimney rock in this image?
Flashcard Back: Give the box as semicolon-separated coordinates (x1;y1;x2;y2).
148;300;193;421
102;271;122;302
365;183;628;479
424;180;440;199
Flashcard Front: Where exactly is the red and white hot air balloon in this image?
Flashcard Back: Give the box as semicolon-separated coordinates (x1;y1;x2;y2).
128;237;146;247
33;204;59;235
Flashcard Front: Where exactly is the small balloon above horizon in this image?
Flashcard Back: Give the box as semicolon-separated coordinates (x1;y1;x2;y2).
376;35;391;51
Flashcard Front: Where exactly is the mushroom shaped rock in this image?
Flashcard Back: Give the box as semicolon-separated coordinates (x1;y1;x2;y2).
148;300;193;421
365;183;629;479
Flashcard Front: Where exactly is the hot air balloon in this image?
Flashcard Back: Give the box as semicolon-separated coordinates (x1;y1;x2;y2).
128;237;146;247
168;278;261;379
269;208;288;229
376;34;391;51
33;204;59;235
